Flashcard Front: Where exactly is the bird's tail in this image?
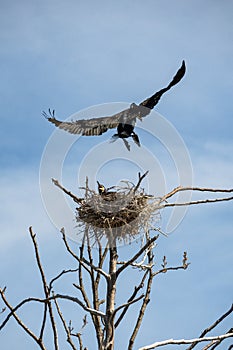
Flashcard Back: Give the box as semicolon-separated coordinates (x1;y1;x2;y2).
110;134;119;143
109;134;131;151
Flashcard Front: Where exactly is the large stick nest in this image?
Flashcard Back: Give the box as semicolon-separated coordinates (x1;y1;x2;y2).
53;172;161;243
78;192;149;228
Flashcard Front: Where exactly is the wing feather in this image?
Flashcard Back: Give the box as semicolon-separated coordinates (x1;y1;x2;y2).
45;60;186;135
44;110;129;136
140;60;186;110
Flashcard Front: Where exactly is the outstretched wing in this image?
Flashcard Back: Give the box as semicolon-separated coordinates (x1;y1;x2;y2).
140;60;186;110
43;108;130;136
44;61;186;135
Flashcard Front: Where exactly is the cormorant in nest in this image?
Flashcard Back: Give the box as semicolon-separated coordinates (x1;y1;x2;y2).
97;181;117;201
44;61;186;150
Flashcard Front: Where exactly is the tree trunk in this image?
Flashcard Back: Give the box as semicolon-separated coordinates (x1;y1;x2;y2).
103;241;118;350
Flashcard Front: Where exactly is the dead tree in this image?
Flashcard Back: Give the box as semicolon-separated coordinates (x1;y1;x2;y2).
1;172;233;349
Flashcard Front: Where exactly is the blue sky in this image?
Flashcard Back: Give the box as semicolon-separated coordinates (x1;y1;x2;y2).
1;1;233;349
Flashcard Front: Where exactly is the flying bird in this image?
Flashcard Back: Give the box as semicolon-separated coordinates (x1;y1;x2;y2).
44;61;186;150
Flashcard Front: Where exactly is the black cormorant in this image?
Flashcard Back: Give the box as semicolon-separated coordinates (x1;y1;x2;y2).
97;181;117;201
44;61;186;150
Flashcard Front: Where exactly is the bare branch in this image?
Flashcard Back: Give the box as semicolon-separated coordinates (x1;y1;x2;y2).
153;252;190;276
85;230;104;346
29;227;59;349
49;268;80;292
187;304;233;350
0;293;105;331
103;244;118;349
157;186;233;209
0;307;6;314
113;294;144;315
160;186;233;203
160;196;233;208
53;296;77;350
60;228;91;275
139;332;233;349
76;333;84;350
115;270;149;328
52;295;105;319
96;244;109;286
71;317;89;350
39;303;48;342
77;237;92;309
116;235;159;277
81;256;110;280
117;244;154;270
133;170;149;193
77;234;104;349
0;288;46;350
128;242;154;350
85;176;89;197
0;295;38;329
202;328;233;349
52;178;83;204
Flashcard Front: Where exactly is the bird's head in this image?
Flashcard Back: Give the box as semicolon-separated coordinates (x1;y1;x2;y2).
130;102;137;109
97;181;106;195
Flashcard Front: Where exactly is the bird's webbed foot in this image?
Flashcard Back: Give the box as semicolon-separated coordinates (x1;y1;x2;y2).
132;132;141;147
